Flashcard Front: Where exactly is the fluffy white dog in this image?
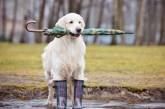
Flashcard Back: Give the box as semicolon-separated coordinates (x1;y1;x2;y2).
42;13;86;106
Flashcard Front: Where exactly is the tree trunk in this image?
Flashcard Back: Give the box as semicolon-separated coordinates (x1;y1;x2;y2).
61;0;66;15
84;0;93;44
68;0;83;14
111;0;119;45
9;0;18;42
46;0;56;43
142;1;148;45
117;0;124;45
143;0;158;45
111;15;117;45
48;0;56;28
0;0;1;37
75;0;83;14
36;0;46;43
159;0;165;45
134;0;145;45
85;0;93;28
93;0;105;44
147;0;158;45
46;0;63;43
110;0;125;45
1;0;6;40
68;0;75;12
52;0;62;24
20;0;33;43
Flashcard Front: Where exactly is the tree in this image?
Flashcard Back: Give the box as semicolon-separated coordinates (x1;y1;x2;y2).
148;0;158;45
110;0;124;45
61;0;66;15
117;0;124;45
1;0;7;41
9;0;18;42
84;0;93;44
75;0;83;14
46;0;64;43
143;0;158;45
85;0;93;28
68;0;83;14
111;0;124;45
93;0;106;44
159;0;165;45
68;0;75;12
0;0;2;37
20;0;35;43
36;0;46;43
134;0;145;45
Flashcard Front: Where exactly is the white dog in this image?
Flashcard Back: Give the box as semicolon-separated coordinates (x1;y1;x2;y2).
42;13;86;106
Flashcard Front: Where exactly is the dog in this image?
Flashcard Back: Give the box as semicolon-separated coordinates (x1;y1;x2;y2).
42;13;86;106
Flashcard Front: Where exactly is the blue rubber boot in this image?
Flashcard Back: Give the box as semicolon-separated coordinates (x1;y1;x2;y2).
54;80;67;109
73;80;84;109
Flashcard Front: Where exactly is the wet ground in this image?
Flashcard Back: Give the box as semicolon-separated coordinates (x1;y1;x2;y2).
0;99;165;109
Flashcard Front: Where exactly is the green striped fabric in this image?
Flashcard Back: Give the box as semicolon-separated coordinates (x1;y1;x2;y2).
44;26;133;38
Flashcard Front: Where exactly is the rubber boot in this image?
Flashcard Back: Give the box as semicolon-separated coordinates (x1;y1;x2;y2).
73;80;84;109
54;80;67;109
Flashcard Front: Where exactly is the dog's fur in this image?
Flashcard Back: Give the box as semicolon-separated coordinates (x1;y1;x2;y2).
42;13;86;105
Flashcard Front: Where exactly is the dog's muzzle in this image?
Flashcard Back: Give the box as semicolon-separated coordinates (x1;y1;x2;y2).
69;32;81;38
69;28;82;38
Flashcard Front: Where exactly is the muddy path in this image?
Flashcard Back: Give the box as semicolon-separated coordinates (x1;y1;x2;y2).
0;99;165;109
0;86;165;109
0;85;165;102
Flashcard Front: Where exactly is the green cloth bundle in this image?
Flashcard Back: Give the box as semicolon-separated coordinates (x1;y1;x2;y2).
44;26;133;38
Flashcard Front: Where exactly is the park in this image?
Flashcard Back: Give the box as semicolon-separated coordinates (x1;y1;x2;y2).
0;0;165;109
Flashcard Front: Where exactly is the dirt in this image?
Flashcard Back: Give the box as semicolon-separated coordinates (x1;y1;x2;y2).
0;72;165;103
0;85;165;103
84;86;165;102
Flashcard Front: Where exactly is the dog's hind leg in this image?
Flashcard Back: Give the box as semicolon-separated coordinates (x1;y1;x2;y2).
45;71;55;106
47;85;55;106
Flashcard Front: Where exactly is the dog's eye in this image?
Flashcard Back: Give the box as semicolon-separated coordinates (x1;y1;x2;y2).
69;21;73;24
79;21;81;24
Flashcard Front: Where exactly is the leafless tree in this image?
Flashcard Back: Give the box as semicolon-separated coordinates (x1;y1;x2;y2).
84;0;93;44
159;0;165;45
1;0;7;40
0;0;2;38
143;0;158;45
93;0;106;44
36;0;46;43
111;0;118;45
68;0;83;14
85;0;93;28
9;0;18;42
46;0;64;43
134;0;145;45
117;0;124;45
148;0;158;45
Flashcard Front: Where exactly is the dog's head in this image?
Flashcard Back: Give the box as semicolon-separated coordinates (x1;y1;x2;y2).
55;13;85;39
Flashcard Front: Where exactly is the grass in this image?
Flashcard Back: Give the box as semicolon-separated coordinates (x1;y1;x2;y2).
0;43;165;89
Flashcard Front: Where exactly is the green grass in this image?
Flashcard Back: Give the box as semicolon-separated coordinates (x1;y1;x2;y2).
0;43;165;89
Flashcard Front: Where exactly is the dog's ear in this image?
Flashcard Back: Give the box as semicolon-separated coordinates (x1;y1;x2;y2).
55;17;66;28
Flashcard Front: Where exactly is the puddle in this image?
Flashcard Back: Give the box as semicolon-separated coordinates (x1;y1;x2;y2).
0;99;165;109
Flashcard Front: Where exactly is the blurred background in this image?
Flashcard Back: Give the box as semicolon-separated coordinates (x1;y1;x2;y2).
0;0;165;45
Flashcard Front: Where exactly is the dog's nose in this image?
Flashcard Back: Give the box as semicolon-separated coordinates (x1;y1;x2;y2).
76;28;81;33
